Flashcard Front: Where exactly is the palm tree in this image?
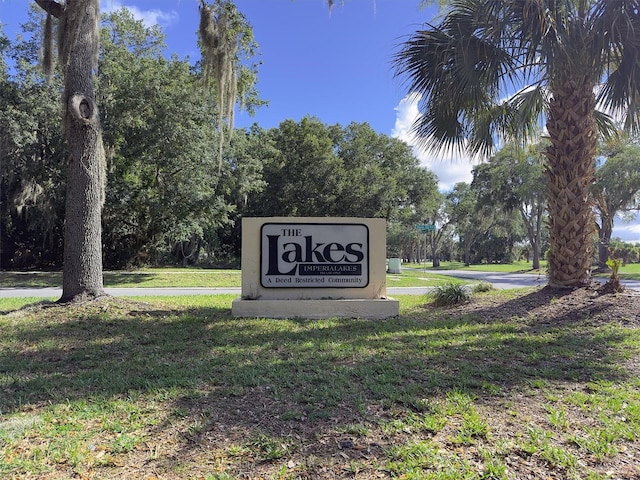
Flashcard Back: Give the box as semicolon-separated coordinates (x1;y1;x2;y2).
394;0;640;287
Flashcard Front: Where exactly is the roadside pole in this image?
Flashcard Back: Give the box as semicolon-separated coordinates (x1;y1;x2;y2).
415;224;436;272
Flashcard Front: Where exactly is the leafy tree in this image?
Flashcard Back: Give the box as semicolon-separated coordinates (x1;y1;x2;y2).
335;122;437;220
445;183;487;265
388;168;443;264
445;182;520;265
208;125;270;262
250;117;344;217
421;191;453;267
471;212;525;263
472;142;547;269
609;239;640;265
394;0;640;287
248;118;441;236
98;9;230;267
593;140;640;269
0;11;66;269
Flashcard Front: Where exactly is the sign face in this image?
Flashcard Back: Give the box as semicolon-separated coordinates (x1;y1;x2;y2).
260;222;369;288
415;224;436;232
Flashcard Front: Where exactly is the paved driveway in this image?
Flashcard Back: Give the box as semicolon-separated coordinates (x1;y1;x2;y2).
417;269;548;290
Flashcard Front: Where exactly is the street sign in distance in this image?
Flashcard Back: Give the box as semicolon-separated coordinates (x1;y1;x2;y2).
415;224;435;232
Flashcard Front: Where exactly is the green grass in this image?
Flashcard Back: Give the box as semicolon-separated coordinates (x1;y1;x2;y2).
385;268;469;287
3;262;638;291
411;260;546;273
0;269;243;288
0;267;468;289
611;262;640;280
0;291;638;479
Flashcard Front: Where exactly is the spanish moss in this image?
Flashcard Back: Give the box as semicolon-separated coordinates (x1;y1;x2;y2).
199;0;240;173
42;12;54;79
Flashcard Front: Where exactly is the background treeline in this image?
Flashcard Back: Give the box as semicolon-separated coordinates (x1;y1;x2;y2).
2;9;640;271
1;9;444;269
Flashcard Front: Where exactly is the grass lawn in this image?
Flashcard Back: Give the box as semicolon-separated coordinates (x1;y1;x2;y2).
0;269;244;289
1;291;638;479
427;260;546;273
0;269;467;289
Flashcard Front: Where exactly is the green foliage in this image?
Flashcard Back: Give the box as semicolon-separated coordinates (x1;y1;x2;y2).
0;9;66;269
606;257;622;277
445;182;524;266
472;142;548;268
99;9;234;267
594;140;640;268
608;239;640;265
245;118;439;226
427;282;472;306
471;281;494;293
2;6;436;270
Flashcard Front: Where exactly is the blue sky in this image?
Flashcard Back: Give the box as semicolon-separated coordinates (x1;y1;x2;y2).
2;0;639;242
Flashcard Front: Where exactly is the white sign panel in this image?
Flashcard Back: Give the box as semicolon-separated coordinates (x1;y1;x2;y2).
260;222;369;288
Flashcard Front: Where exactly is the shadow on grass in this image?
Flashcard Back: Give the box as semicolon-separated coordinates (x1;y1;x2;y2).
0;272;63;288
0;291;637;472
102;272;157;286
0;271;158;288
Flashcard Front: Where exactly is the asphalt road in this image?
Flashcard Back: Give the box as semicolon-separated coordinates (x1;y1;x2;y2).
1;270;638;298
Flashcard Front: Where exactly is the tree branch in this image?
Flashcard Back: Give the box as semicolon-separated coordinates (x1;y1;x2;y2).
34;0;65;19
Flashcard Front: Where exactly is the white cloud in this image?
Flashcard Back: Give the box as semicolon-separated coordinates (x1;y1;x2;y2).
391;93;477;192
612;217;640;244
102;1;179;28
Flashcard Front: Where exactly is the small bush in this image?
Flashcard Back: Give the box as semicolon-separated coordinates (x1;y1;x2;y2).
472;281;494;293
428;282;471;306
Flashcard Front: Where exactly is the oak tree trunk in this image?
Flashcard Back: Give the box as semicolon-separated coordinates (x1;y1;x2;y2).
36;0;106;301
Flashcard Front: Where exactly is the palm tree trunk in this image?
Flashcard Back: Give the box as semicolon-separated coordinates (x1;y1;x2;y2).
545;78;598;287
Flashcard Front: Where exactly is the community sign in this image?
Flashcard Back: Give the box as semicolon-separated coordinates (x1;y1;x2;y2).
260;222;369;288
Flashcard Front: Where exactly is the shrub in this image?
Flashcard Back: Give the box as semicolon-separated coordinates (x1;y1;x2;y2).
472;281;494;293
428;282;471;306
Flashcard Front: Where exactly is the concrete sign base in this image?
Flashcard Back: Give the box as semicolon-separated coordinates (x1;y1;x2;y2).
232;297;400;320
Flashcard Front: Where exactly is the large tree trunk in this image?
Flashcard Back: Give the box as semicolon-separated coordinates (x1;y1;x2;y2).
597;216;614;271
36;0;106;301
520;205;543;270
594;192;614;271
463;235;472;266
429;237;440;267
545;78;598;287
